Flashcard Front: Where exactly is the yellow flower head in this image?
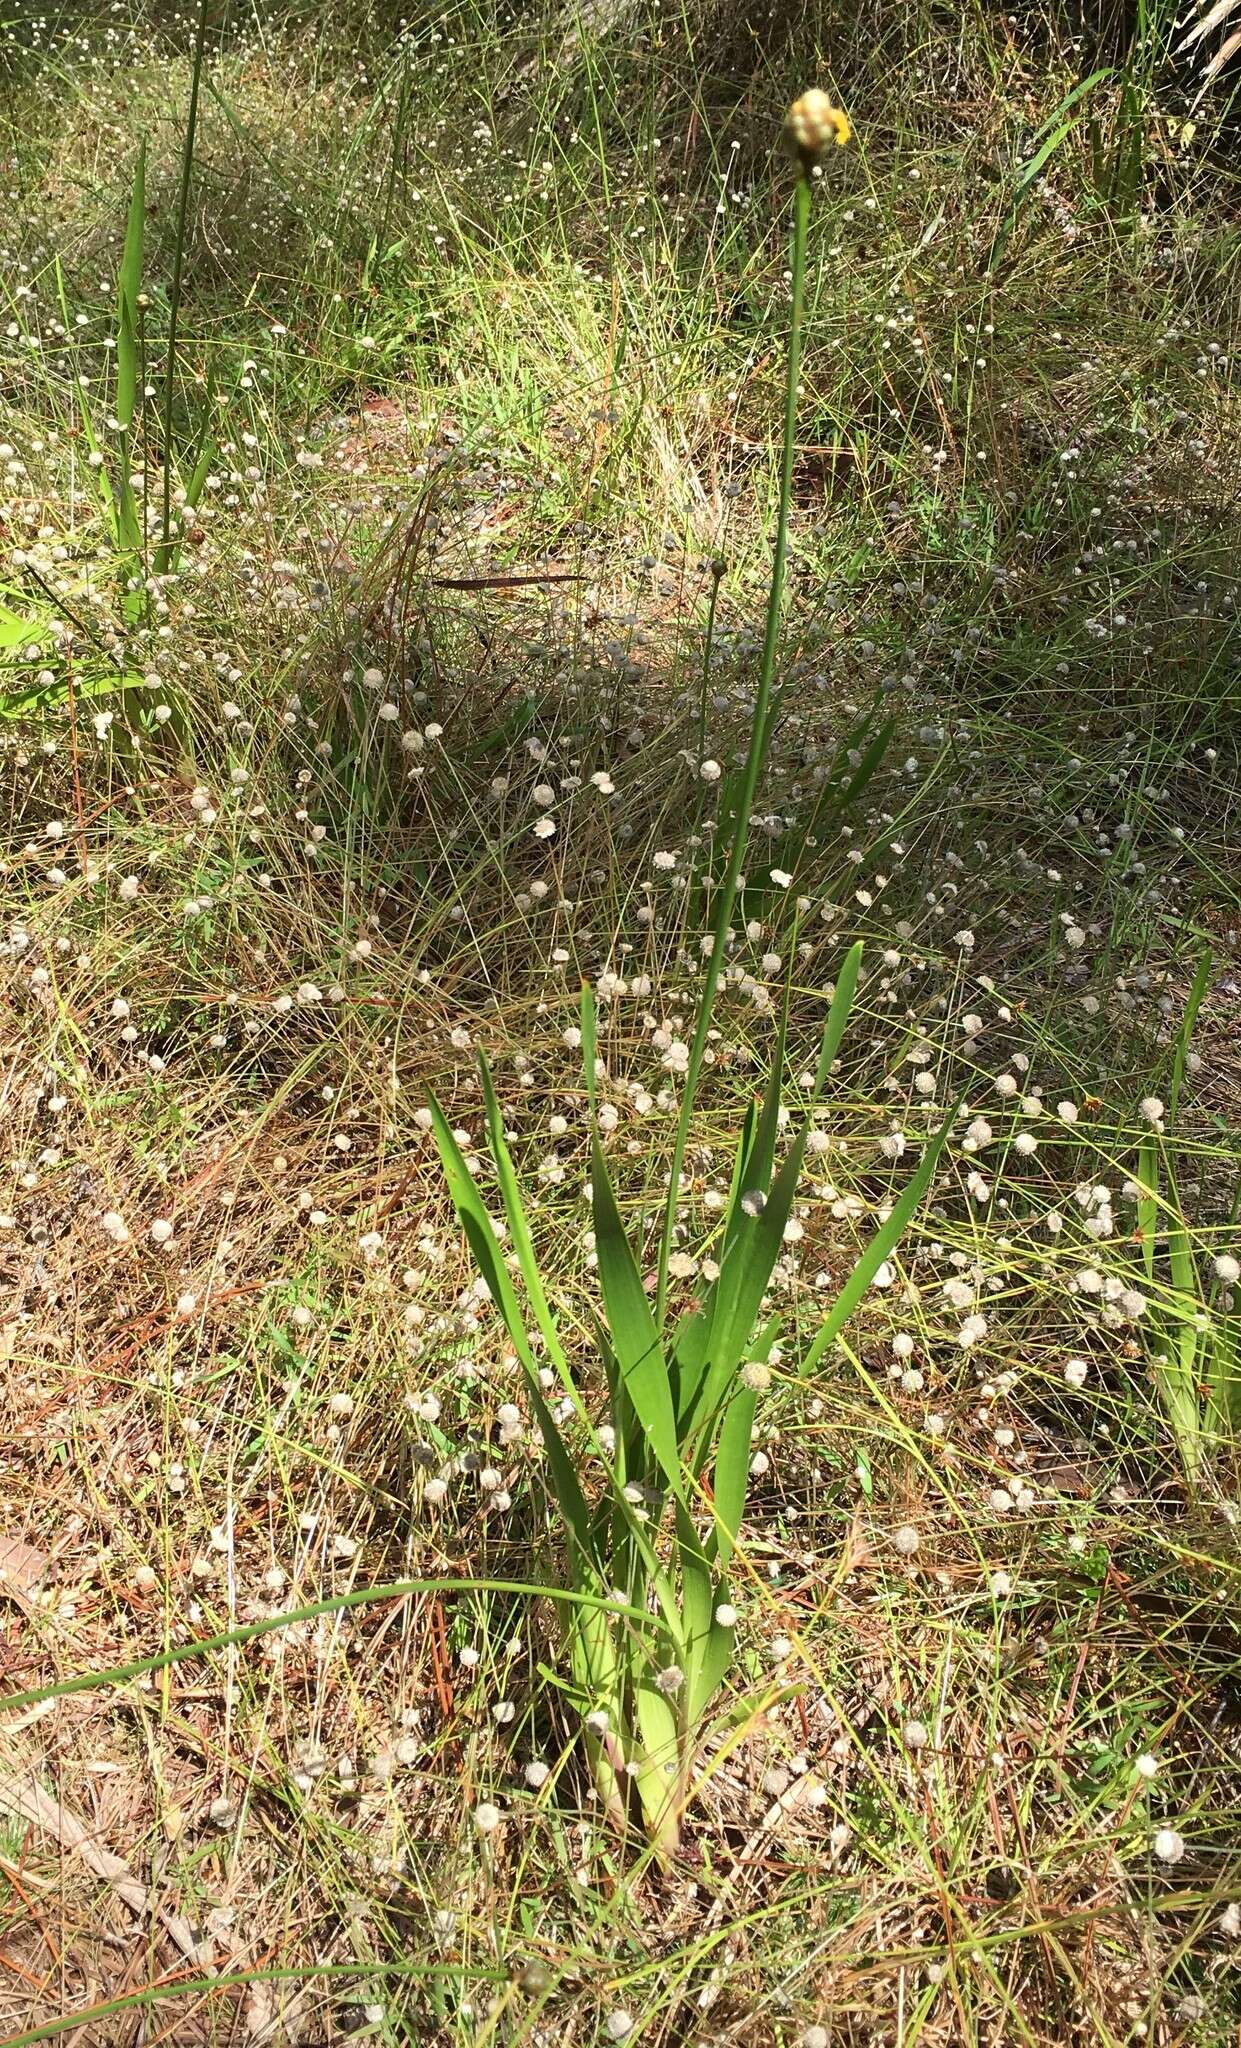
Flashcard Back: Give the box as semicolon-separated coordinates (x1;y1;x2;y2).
787;89;852;163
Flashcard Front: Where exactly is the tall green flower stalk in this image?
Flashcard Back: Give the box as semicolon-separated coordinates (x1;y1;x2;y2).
656;145;812;1317
432;92;951;1860
158;0;213;572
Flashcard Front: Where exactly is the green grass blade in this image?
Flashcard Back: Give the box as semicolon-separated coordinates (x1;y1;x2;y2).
989;68;1111;268
1168;947;1210;1125
838;717;896;807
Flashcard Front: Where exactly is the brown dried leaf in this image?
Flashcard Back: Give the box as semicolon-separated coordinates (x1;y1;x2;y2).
0;1535;52;1607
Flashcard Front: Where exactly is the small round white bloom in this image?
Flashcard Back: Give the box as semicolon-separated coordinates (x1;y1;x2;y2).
892;1525;920;1556
149;1218;174;1246
803;2029;829;2048
1152;1827;1184;1863
699;758;721;782
605;2013;633;2042
1214;1253;1240;1285
903;1720;930;1751
525;1760;550;1789
1134;1753;1159;1780
714;1603;737;1628
1139;1096;1165;1126
473;1800;501;1834
1063;1357;1089;1389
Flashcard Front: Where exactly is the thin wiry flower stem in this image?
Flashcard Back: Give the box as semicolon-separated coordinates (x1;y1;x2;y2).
160;0;212;563
656;169;813;1319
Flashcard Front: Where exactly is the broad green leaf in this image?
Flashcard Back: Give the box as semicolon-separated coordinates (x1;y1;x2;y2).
689;1595;738;1726
0;602;48;652
632;1670;682;1851
677;1500;715;1726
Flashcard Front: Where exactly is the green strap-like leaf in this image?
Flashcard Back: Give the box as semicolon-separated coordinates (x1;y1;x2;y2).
1137;1134;1158;1285
477;1050;572;1382
427;1092;599;1576
801;1099;957;1378
673;1098;757;1410
710;1381;758;1570
116;142;146;434
591;1135;682;1498
687;946;866;1437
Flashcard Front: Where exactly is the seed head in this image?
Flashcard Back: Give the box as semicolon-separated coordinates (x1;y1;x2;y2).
787;90;852;164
